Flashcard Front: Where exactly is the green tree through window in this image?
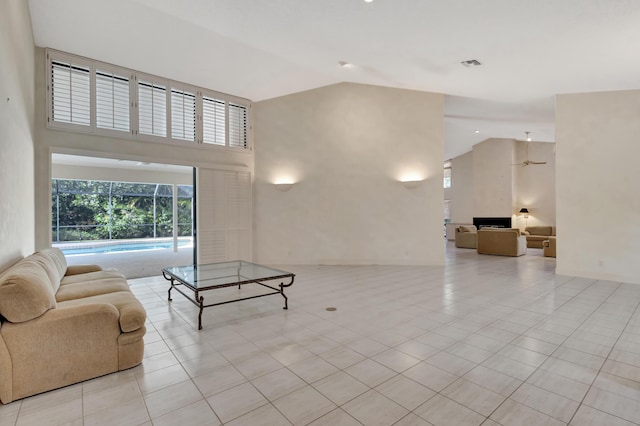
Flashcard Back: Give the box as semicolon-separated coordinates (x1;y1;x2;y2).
52;179;193;242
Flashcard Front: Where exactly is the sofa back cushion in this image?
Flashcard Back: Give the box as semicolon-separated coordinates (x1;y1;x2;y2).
38;248;67;281
458;225;477;233
25;252;62;293
525;226;553;236
0;260;57;323
477;228;524;255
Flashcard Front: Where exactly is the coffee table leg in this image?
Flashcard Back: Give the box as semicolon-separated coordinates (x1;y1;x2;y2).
168;278;174;301
280;283;288;310
197;294;204;330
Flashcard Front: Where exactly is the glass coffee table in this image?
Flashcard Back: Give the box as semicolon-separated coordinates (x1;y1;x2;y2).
162;260;295;330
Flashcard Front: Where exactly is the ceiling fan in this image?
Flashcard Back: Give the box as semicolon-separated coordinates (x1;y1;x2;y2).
513;132;547;167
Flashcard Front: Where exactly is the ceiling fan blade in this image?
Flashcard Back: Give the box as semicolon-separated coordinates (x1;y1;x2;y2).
530;161;547;165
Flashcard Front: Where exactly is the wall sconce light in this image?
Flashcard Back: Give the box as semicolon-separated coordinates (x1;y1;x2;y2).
400;179;424;189
274;183;294;192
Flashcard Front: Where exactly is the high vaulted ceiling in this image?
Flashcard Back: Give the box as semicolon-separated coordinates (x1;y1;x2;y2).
28;0;640;159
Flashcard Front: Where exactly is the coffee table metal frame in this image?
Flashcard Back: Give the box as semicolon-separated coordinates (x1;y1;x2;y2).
162;260;295;330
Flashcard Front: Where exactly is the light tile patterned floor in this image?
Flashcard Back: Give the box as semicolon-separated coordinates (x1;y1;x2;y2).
2;242;640;425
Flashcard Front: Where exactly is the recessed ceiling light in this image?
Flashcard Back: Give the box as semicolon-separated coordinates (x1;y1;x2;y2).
338;60;354;68
364;0;373;2
475;130;480;134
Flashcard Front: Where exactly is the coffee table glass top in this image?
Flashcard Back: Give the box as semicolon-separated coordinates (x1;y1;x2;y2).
162;260;293;290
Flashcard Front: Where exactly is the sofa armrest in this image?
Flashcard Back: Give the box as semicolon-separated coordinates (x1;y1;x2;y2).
0;304;121;402
65;264;103;276
522;231;530;236
517;236;527;255
0;322;12;404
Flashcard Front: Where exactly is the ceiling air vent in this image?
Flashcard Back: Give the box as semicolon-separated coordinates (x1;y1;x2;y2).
461;59;482;67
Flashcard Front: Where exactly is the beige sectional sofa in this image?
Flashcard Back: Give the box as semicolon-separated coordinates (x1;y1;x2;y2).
455;225;477;249
543;236;557;258
523;226;556;248
477;228;526;257
0;248;146;403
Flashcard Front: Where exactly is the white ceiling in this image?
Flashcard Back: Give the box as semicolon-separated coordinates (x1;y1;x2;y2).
28;0;640;159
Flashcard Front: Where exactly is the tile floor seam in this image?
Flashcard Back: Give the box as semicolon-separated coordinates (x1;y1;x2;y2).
477;279;625;425
132;366;152;426
194;377;223;425
565;282;640;425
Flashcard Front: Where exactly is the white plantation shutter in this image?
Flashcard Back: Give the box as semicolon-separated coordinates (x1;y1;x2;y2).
202;96;226;146
96;70;129;132
229;103;248;149
47;50;251;148
51;61;90;126
171;89;196;141
138;80;167;137
196;168;252;263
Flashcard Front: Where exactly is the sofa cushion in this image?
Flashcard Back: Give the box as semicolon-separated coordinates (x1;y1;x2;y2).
458;225;477;233
60;269;126;286
477;229;526;256
525;226;553;236
59;291;146;332
24;252;62;294
37;248;67;280
65;264;102;276
526;235;549;241
56;277;131;302
0;260;57;323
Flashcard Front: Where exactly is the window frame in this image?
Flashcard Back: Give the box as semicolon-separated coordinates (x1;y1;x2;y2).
94;62;133;138
443;161;452;189
47;51;94;134
169;84;199;143
46;49;252;151
201;93;226;147
135;72;170;142
200;87;253;151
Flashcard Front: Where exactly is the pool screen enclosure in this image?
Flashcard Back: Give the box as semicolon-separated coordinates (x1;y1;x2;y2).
51;179;194;243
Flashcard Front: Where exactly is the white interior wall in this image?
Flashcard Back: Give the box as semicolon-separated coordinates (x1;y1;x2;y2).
33;48;254;250
253;83;444;265
472;138;516;218
449;151;474;223
448;139;555;231
514;141;556;230
0;0;35;271
556;89;640;284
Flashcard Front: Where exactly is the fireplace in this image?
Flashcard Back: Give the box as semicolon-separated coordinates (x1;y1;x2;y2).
473;217;512;229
